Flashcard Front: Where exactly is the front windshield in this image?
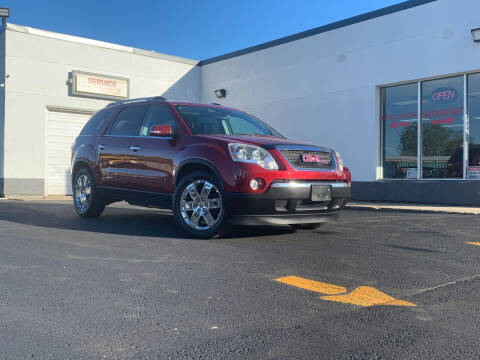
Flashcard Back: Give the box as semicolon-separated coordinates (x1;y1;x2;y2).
176;105;283;138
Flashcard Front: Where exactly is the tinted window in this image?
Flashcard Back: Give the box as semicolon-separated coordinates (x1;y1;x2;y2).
176;105;282;137
139;106;176;136
109;105;147;136
382;83;418;179
80;108;114;135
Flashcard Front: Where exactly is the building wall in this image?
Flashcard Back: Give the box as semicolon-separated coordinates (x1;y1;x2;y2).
0;27;5;195
2;25;200;195
200;0;480;187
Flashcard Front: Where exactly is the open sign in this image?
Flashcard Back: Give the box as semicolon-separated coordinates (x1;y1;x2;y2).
431;87;458;103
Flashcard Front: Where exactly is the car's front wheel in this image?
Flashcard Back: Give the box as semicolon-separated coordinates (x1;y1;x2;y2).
173;171;229;239
73;167;105;218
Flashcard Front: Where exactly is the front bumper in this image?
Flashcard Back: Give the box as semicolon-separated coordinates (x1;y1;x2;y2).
226;181;350;226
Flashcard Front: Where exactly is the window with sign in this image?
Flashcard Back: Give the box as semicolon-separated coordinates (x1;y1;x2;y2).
381;73;480;180
421;76;464;179
382;83;418;179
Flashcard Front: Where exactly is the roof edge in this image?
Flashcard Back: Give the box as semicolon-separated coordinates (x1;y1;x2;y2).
6;23;199;66
199;0;438;66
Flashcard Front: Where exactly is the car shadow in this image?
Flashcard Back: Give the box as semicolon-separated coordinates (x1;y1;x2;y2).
0;201;296;240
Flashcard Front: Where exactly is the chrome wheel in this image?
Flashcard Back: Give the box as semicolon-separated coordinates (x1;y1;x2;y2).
74;174;92;214
180;180;223;231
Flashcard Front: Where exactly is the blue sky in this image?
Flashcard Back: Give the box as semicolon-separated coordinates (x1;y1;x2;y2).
8;0;402;60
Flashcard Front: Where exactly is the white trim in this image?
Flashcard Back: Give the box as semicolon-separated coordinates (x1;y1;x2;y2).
43;107;48;197
6;23;199;66
378;69;480;89
46;105;97;115
417;81;422;179
463;74;469;179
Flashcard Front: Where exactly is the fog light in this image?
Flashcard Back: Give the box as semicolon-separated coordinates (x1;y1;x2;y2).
250;178;265;191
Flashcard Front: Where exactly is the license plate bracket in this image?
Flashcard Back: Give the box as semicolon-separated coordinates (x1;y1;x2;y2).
311;185;332;202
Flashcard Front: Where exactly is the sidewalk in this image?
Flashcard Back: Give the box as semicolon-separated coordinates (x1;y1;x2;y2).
0;195;72;201
347;201;480;215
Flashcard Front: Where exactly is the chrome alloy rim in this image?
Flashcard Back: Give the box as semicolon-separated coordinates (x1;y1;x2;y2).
180;180;222;231
74;174;92;213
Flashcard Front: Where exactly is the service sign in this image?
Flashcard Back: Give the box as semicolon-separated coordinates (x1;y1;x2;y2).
71;71;129;100
468;166;480;179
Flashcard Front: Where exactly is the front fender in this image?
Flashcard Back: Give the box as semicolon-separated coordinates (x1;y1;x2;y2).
174;142;237;191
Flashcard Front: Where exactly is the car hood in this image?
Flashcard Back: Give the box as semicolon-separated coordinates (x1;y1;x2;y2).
196;134;331;150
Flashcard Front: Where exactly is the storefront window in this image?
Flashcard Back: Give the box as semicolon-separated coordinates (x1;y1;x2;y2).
421;76;464;178
468;73;480;179
382;83;418;179
381;74;480;180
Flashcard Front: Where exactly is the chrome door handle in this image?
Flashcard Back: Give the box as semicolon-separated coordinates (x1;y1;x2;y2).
130;145;140;152
97;144;105;150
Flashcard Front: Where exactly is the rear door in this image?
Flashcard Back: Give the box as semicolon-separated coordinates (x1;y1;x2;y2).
127;105;179;194
98;105;147;188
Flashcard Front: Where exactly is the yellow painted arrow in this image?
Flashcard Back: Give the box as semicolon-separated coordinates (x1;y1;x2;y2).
275;276;415;307
275;276;347;295
466;242;480;247
321;286;415;307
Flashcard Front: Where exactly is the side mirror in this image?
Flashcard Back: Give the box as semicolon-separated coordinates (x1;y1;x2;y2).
149;124;173;137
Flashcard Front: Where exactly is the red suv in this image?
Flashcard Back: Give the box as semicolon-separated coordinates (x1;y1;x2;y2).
71;97;351;238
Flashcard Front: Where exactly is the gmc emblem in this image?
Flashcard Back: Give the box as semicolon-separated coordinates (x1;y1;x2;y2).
302;153;329;164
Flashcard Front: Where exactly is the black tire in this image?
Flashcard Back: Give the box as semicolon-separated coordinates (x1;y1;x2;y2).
173;171;229;239
72;167;105;218
290;223;325;230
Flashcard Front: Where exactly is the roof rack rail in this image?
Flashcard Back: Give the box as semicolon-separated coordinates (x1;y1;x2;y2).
106;96;167;107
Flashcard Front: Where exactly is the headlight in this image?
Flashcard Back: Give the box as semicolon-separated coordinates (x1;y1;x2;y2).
228;143;279;170
335;151;344;172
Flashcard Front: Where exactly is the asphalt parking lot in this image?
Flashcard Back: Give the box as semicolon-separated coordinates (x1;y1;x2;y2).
1;200;480;359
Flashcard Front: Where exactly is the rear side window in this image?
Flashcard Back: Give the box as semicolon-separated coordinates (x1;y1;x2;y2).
139;105;176;136
80;108;114;135
109;105;147;136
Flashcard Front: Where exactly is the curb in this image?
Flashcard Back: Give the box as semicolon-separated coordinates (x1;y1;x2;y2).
346;204;480;215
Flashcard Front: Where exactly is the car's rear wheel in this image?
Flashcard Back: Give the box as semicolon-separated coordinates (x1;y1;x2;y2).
173;171;229;239
73;167;105;218
290;223;325;230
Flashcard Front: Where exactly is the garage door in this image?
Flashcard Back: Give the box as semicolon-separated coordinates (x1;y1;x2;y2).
47;111;93;195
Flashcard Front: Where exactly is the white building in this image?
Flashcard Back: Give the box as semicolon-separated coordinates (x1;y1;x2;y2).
1;0;480;204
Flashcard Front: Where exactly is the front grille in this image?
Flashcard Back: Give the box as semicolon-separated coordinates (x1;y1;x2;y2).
280;150;334;170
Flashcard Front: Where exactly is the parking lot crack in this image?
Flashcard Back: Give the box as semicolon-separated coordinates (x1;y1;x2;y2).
409;273;480;298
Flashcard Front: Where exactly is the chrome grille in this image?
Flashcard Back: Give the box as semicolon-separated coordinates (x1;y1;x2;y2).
280;150;334;170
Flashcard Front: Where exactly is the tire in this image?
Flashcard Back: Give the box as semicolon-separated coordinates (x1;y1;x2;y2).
173;171;229;239
290;223;325;230
72;167;105;218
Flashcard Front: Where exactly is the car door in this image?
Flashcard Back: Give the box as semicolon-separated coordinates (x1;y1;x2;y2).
127;104;179;194
98;105;147;189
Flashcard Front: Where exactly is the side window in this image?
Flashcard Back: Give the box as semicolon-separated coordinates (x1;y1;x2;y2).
80;108;114;135
139;105;176;136
109;105;147;136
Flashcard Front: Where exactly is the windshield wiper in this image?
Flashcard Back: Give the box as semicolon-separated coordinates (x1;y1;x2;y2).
235;133;274;137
